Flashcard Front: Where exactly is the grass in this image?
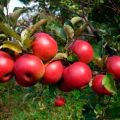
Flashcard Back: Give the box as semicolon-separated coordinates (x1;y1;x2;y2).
1;78;118;120
0;79;85;120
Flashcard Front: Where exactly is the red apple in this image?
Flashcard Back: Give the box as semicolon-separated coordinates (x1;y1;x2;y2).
106;56;120;80
70;40;94;63
59;82;73;92
54;96;66;107
31;32;58;62
42;61;64;84
14;54;45;87
63;62;92;89
0;51;14;83
92;74;111;95
14;52;21;60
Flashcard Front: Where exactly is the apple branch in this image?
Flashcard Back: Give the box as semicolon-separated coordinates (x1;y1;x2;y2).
27;19;48;36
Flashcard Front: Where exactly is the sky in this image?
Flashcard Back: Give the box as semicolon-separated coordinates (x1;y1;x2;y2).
4;0;38;14
8;0;25;13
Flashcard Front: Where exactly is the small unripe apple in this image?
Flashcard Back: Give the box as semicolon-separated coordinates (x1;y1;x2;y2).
92;74;111;95
32;32;58;62
42;61;64;84
63;62;92;89
70;40;94;63
14;54;45;87
106;56;120;80
0;51;14;83
54;96;66;107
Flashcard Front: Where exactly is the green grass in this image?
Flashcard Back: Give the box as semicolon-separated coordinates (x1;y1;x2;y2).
0;79;85;120
1;79;119;120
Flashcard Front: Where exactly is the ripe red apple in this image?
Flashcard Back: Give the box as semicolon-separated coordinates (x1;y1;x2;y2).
54;96;66;107
59;82;73;92
91;74;111;95
63;62;92;89
42;61;64;84
14;52;21;60
0;51;14;83
14;54;45;87
58;72;73;92
31;32;58;62
70;40;94;63
106;56;120;80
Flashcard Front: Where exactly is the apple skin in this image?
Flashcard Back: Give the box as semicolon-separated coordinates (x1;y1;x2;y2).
42;61;64;84
54;96;66;107
14;54;45;87
70;40;94;64
31;32;58;62
59;82;73;92
58;72;73;92
106;56;120;80
92;74;111;95
63;62;92;89
14;52;21;60
0;51;14;83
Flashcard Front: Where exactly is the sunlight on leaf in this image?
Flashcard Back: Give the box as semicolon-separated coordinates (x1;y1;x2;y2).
21;19;47;48
0;41;23;53
21;29;32;48
0;34;6;38
71;16;82;25
50;52;67;62
102;74;117;95
64;24;74;39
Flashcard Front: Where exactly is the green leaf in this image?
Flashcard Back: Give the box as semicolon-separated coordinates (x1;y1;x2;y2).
102;74;117;95
0;7;6;22
0;22;21;41
75;23;87;36
64;24;74;39
100;0;104;3
9;7;27;24
0;0;10;7
92;57;104;69
71;16;82;25
50;52;67;62
21;19;47;48
92;42;103;58
46;20;67;41
0;34;6;38
29;19;47;36
64;20;73;28
21;29;32;48
54;26;67;41
67;53;78;62
0;41;23;53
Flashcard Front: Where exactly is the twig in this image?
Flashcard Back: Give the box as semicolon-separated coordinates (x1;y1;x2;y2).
80;34;96;37
61;5;100;41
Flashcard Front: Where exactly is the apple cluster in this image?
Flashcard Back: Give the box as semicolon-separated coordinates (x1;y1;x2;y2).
0;32;120;98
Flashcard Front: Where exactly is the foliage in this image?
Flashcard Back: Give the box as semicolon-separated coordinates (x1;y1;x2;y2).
0;0;120;119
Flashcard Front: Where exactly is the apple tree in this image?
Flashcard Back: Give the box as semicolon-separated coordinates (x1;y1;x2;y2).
0;0;120;119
